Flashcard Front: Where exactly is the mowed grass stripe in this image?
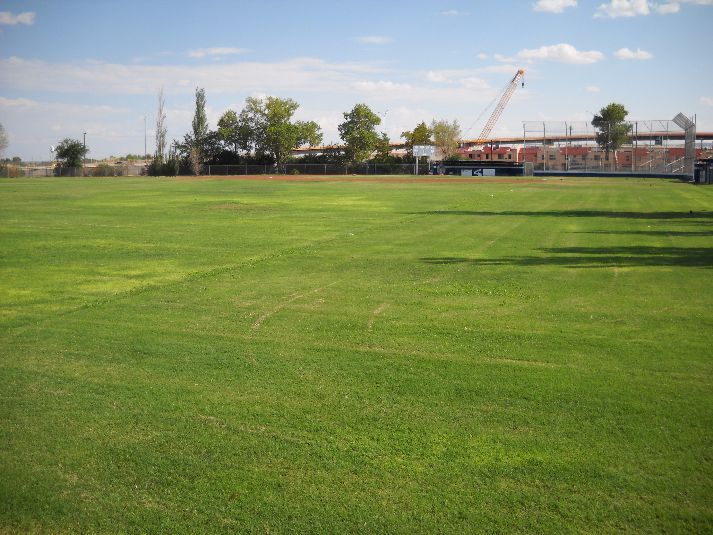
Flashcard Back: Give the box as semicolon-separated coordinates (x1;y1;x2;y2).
1;176;712;533
0;178;450;331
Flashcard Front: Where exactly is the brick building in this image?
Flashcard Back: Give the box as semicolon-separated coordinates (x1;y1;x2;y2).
460;144;711;172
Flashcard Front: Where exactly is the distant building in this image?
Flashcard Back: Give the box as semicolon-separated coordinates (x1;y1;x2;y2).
459;144;712;172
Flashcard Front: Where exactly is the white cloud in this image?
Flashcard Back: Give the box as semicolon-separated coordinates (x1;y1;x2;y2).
701;97;713;106
533;0;578;13
356;36;393;45
516;43;604;64
0;11;35;25
595;0;650;17
426;71;449;83
424;69;491;89
494;53;516;63
654;2;681;13
481;64;522;74
352;76;496;105
384;106;435;140
586;85;601;92
0;56;387;96
0;55;502;113
0;96;140;156
188;47;248;58
353;80;413;94
656;0;713;12
460;77;490;90
0;96;127;115
459;61;532;75
440;9;467;16
426;70;471;84
596;0;711;17
477;53;488;60
665;0;713;5
614;47;653;59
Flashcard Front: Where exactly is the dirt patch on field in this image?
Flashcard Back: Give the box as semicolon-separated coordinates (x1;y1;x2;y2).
212;202;241;210
210;202;275;212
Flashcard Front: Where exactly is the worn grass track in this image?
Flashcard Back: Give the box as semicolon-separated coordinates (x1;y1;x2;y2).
1;176;712;533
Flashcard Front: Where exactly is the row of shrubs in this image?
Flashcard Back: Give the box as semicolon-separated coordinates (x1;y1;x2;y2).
143;153;436;177
2;163;436;179
145;159;180;177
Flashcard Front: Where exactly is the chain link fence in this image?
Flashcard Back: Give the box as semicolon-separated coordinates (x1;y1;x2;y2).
2;162;426;178
204;163;421;176
522;120;699;175
2;164;147;178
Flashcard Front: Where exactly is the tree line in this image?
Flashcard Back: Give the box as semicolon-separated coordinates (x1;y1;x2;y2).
148;87;464;176
38;95;633;173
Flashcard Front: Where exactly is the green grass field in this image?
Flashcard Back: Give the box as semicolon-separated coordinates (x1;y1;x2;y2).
1;175;712;533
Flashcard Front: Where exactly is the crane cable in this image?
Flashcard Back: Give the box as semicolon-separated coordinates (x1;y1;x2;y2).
463;69;524;145
462;74;516;139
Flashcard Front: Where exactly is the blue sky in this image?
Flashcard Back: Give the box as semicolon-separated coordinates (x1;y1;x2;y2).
1;0;712;160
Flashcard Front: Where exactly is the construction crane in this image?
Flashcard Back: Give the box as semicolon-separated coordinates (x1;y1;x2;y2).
471;69;525;149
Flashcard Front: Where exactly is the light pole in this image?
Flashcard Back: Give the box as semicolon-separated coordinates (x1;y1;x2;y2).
607;121;612;171
586;110;596;170
83;132;87;174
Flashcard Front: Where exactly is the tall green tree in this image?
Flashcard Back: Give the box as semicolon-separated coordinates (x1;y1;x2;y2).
338;104;381;163
372;133;392;162
238;96;322;168
177;87;210;174
55;138;88;168
192;87;208;146
430;119;461;160
401;121;432;159
217;110;250;154
238;97;266;156
592;103;631;161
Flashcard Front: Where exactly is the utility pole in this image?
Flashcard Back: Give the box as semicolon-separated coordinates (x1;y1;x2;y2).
633;122;638;173
543;122;547;172
607;121;611;171
565;123;570;172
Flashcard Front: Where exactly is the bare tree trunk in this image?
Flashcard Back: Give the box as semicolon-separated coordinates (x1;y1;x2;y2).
189;147;202;175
